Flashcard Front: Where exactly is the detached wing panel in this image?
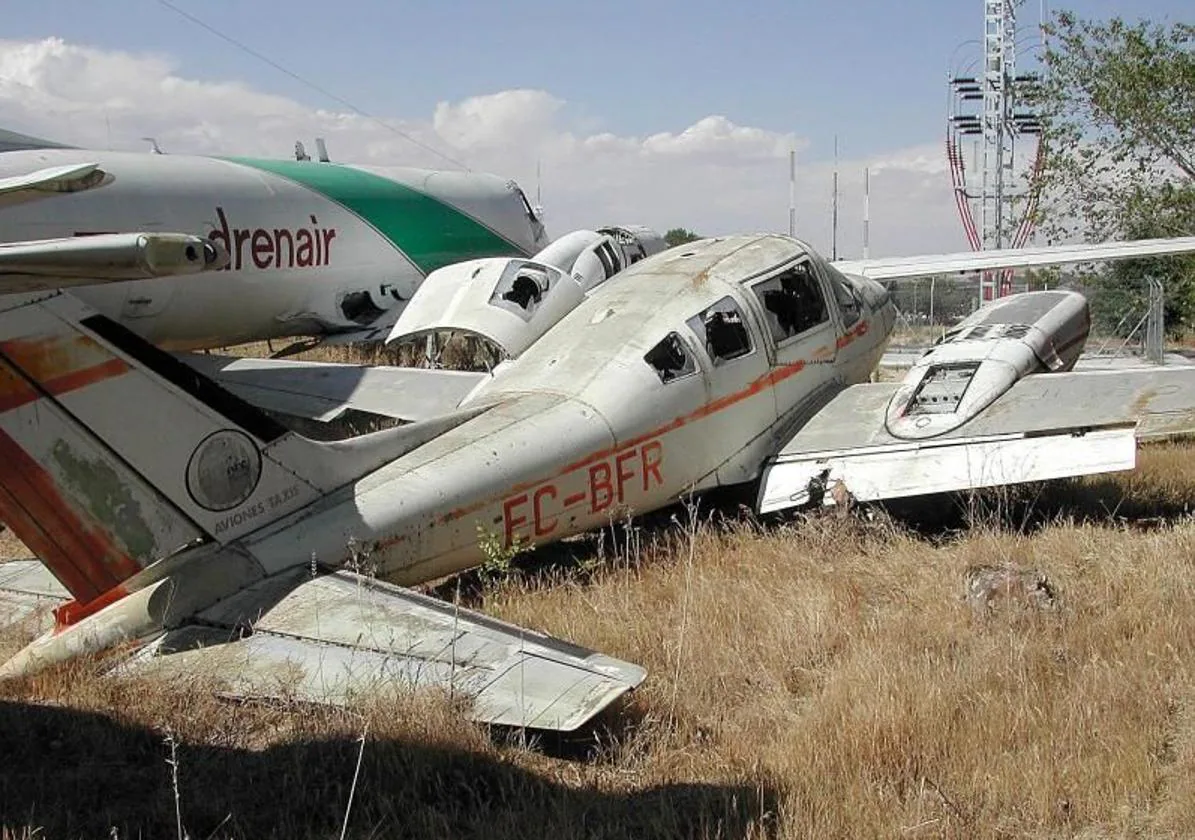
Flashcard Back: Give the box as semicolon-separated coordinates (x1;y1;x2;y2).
833;237;1195;281
181;355;486;422
122;570;645;731
759;368;1195;512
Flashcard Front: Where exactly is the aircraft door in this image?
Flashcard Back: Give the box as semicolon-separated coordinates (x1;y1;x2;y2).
681;293;776;485
740;259;839;426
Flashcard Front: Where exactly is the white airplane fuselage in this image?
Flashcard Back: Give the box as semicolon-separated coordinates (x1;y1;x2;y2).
0;149;548;349
238;235;896;584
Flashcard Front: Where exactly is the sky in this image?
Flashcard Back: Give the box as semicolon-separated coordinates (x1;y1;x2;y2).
0;0;1189;257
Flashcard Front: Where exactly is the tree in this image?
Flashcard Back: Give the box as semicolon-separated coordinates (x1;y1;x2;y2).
664;228;701;248
1032;13;1195;331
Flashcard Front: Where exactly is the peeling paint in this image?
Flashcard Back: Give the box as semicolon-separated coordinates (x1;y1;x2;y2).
50;439;156;561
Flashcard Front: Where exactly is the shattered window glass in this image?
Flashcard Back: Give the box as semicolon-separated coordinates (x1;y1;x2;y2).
686;296;754;365
644;331;697;383
827;267;861;328
488;260;561;321
750;261;828;343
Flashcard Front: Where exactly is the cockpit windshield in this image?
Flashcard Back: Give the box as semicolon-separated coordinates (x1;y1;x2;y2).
749;261;828;342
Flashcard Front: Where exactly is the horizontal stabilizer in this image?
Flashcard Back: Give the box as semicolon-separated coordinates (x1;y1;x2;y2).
181;354;485;422
759;367;1195;512
120;568;646;731
834;237;1195;282
0;162;105;210
0;232;227;293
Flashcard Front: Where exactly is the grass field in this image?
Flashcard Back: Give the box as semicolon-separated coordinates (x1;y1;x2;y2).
5;444;1195;838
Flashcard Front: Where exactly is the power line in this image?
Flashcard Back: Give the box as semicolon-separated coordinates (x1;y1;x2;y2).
154;0;470;170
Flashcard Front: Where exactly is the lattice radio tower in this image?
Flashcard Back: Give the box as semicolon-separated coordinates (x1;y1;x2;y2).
947;0;1045;301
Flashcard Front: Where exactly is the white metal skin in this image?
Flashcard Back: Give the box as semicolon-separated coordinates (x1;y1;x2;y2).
243;235;897;584
386;225;668;358
0;147;549;349
8;231;1195;711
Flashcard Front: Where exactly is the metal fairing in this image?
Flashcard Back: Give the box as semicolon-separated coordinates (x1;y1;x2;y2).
885;290;1091;440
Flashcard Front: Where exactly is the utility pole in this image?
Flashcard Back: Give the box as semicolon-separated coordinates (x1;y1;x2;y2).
863;166;870;260
831;135;839;261
788;148;796;237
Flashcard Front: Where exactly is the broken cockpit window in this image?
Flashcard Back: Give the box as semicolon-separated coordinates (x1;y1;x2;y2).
750;261;828;343
686;296;754;365
488;260;562;321
644;331;697;383
827;266;861;328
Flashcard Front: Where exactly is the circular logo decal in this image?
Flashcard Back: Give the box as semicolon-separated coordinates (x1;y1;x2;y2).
186;430;262;512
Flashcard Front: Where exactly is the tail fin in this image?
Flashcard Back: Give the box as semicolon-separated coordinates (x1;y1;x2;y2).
0;290;430;617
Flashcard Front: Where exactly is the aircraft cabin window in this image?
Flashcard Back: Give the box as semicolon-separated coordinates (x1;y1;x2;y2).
828;267;862;328
644;331;697;383
750;262;828;343
686;296;754;365
488;261;558;321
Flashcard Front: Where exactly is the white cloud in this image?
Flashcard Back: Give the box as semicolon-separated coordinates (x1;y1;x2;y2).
0;37;969;256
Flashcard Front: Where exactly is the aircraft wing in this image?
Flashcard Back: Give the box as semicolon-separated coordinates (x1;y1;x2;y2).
181;354;486;422
0;162;105;209
832;236;1195;281
0;232;226;293
0;560;643;729
758;367;1195;513
112;568;645;731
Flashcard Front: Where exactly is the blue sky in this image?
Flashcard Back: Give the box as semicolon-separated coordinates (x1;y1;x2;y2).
0;1;1189;252
7;0;1190;165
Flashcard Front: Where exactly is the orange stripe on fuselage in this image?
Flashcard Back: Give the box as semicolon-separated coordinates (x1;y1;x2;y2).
426;318;874;529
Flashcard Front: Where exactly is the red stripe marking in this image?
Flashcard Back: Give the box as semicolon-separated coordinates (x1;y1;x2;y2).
412;319;875;533
53;583;131;630
0;333;130;413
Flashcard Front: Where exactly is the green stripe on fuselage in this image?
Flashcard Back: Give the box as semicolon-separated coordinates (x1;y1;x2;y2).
225;157;524;274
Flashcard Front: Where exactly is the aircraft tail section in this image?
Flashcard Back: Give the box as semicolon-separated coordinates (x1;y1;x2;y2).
0;290;457;620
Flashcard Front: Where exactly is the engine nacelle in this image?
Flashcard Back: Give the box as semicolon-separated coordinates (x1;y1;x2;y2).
386;226;665;359
885;290;1090;440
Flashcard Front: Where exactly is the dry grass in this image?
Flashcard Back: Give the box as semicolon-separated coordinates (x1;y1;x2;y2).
6;446;1195;837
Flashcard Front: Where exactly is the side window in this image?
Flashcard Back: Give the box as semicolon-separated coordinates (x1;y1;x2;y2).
750;262;828;343
488;261;558;321
644;331;697;383
686;296;754;365
828;267;861;328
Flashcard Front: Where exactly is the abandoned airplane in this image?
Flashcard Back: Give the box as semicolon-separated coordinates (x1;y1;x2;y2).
1;230;1195;730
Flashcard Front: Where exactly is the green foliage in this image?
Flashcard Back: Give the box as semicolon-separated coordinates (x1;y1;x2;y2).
1030;12;1195;330
475;524;532;583
663;228;701;248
